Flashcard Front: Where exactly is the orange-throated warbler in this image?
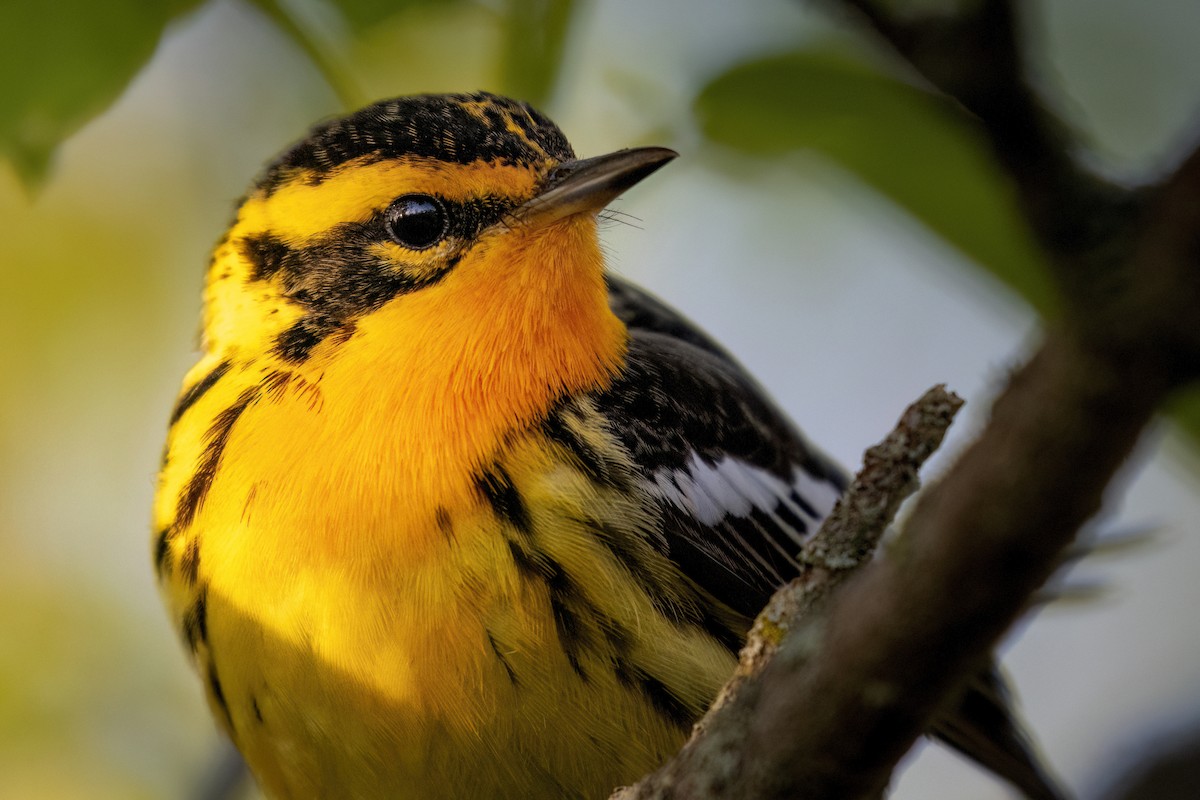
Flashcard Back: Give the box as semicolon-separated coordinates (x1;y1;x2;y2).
154;91;1064;800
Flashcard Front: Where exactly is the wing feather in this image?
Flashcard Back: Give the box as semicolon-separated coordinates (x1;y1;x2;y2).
593;274;1065;800
596;275;846;616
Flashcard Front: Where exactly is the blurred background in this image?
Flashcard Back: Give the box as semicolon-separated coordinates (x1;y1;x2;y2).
2;0;1199;798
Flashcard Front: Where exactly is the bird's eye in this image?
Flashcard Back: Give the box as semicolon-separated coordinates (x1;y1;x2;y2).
385;194;448;250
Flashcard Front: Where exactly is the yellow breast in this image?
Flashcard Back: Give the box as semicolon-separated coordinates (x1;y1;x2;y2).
160;393;735;798
153;92;713;799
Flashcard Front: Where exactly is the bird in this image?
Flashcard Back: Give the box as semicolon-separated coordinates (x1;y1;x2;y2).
153;91;1065;800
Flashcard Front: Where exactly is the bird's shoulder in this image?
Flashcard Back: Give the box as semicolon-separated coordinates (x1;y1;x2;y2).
554;275;849;618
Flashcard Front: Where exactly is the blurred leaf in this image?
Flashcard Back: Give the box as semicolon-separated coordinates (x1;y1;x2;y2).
349;2;504;101
0;0;203;190
695;48;1059;315
249;0;365;109
328;0;457;33
500;0;576;107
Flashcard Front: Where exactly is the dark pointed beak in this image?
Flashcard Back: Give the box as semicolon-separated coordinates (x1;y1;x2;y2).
511;146;678;227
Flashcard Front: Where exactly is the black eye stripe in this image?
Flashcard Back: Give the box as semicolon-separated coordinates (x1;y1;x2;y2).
242;194;518;282
242;194;523;363
454;196;515;238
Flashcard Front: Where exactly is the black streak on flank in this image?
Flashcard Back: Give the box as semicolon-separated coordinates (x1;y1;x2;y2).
581;513;746;654
477;465;531;533
506;539;542;579
615;659;693;730
170;360;232;425
505;539;593;680
549;589;588;680
183;589;208;652
541;408;624;490
252;697;264;724
544;559;606;682
180;538;201;586
154;527;172;577
487;631;519;687
176;388;257;530
577;512;697;627
208;662;234;731
577;516;746;657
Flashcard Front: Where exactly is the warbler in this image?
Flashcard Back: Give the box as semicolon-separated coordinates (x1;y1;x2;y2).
154;91;1064;800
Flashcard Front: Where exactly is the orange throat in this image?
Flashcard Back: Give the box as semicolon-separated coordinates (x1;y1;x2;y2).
219;214;627;561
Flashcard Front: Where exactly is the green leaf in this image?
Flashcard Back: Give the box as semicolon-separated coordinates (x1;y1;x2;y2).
0;0;203;190
695;48;1058;315
500;0;577;107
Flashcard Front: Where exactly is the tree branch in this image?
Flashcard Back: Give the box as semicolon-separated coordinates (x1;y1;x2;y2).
613;386;964;799
613;2;1200;798
740;326;1165;799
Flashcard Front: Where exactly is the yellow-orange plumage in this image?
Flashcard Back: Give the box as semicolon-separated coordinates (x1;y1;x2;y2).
155;92;1065;800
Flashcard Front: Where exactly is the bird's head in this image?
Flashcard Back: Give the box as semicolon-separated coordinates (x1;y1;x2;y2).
203;92;675;409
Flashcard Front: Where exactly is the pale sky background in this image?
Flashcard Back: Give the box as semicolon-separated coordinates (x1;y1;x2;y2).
2;1;1199;798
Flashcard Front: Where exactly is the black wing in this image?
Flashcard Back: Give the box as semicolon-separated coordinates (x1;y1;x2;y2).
599;275;846;618
594;275;1067;800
